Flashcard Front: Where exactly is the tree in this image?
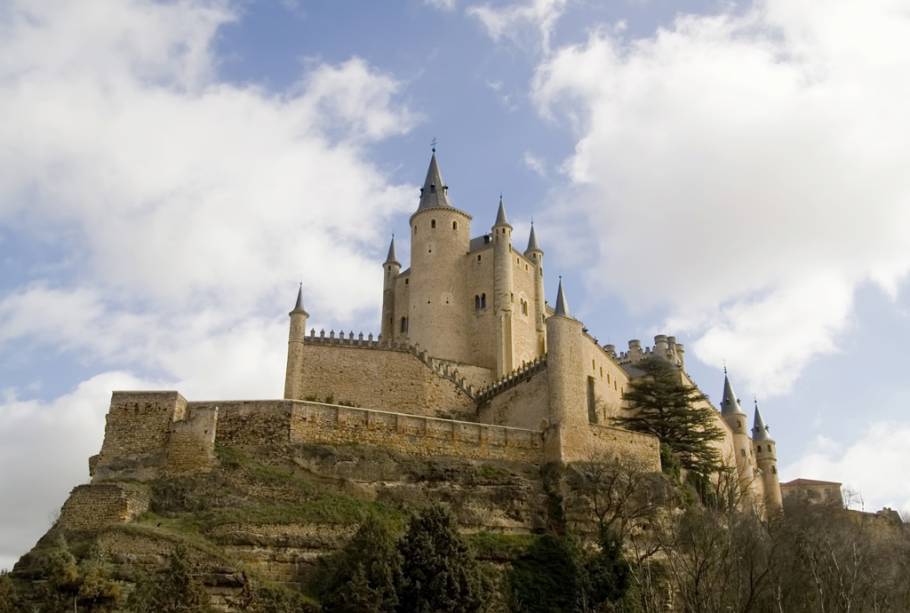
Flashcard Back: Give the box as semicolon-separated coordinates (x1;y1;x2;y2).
0;571;21;613
127;544;211;613
585;528;632;612
613;357;723;479
316;514;402;613
396;505;490;613
509;534;585;613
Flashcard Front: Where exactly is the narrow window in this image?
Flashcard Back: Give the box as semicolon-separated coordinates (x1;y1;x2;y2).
453;221;458;230
431;219;436;229
477;255;481;262
405;278;409;285
400;317;408;333
772;466;777;475
757;445;762;452
481;293;487;309
414;225;417;234
475;295;480;311
587;377;597;424
741;449;746;457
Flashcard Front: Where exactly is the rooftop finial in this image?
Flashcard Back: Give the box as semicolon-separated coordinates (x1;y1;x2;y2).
554;276;570;317
431;136;437;153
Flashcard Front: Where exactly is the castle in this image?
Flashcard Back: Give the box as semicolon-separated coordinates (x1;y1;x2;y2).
61;150;782;532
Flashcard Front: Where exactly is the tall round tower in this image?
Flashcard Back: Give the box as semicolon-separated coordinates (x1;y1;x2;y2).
380;236;400;342
752;401;783;513
720;370;755;484
525;223;546;355
407;150;472;362
492;196;514;377
283;284;309;400
545;279;585;463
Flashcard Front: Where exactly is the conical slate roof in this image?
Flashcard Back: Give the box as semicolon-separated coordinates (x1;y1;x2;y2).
494;195;510;227
290;283;309;316
385;236;399;264
554;277;570;317
526;223;541;253
417;151;452;210
752;401;771;441
720;371;745;416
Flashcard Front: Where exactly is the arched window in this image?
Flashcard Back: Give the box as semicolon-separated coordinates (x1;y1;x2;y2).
452;221;458;230
400;317;408;333
757;445;762;452
481;293;487;309
474;295;480;311
431;219;436;229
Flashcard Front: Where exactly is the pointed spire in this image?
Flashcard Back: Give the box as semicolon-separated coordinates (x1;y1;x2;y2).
385;235;399;265
494;194;511;227
526;222;541;253
752;399;771;441
554;276;570;317
417;150;452;211
290;283;309;316
720;370;745;416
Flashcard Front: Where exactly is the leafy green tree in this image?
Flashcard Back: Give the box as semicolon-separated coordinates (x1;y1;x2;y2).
0;571;21;613
585;528;631;610
613;357;723;478
396;505;490;613
509;534;584;613
127;544;211;612
317;514;402;613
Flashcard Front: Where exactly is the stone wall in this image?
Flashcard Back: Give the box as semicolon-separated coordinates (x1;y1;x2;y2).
166;406;218;474
295;343;476;418
57;482;150;531
560;424;661;470
290;402;543;463
478;367;550;431
192;401;294;448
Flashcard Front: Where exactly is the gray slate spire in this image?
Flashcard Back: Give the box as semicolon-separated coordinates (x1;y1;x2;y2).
752;400;771;441
526;223;541;253
494;195;511;227
720;369;745;416
385;236;399;264
554;277;570;317
290;283;309;316
417;151;452;210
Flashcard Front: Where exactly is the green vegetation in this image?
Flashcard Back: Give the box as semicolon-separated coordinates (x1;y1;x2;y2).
465;531;537;561
614;357;724;481
127;544;211;612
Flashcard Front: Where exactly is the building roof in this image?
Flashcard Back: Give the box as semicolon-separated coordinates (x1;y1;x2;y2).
290;284;309;316
752;400;771;441
385;236;399;265
494;195;510;227
417;151;452;211
554;277;570;317
720;371;745;416
780;478;843;487
526;223;541;253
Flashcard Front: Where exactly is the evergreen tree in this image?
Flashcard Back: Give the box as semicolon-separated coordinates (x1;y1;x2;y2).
585;528;631;610
318;515;402;613
613;357;723;478
0;571;20;613
396;505;490;613
127;544;211;612
508;534;584;613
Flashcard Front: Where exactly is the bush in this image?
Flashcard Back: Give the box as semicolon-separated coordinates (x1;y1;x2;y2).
127;544;212;612
509;534;584;613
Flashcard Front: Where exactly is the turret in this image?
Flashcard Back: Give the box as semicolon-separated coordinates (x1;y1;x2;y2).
752;400;783;513
720;369;755;483
492;195;514;377
407;149;472;363
545;278;585;462
283;284;309;400
525;223;546;354
380;236;400;342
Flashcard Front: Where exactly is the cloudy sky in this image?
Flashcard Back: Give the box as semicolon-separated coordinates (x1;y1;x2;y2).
2;0;909;569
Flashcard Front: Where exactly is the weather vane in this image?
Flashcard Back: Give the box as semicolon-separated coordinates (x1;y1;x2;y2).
431;137;437;152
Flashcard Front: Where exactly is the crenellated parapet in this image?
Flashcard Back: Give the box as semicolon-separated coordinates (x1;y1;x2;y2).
475;357;548;404
614;335;686;369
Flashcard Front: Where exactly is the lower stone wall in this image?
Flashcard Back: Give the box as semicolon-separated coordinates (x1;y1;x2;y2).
290;402;544;463
58;482;150;531
166;406;218;474
296;344;476;418
559;424;661;470
193;401;294;448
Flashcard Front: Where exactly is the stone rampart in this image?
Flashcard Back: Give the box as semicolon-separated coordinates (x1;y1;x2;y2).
290;401;543;463
296;340;476;418
166;406;218;474
57;482;150;531
560;424;661;470
478;367;550;431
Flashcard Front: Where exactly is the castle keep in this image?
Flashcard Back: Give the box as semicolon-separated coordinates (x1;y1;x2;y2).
66;150;783;531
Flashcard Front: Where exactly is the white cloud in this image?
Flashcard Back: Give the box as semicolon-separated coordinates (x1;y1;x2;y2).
523;151;547;177
467;0;567;53
425;0;457;10
0;0;420;570
532;0;910;396
783;422;910;519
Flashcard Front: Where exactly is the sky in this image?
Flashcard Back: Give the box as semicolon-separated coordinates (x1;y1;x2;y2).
1;0;909;570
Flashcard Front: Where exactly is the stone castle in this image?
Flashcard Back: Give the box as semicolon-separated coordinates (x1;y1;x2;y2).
59;150;782;531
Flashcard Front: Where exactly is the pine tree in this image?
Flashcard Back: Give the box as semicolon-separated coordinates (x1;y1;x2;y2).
614;357;723;478
318;514;402;613
508;534;584;613
396;505;490;613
